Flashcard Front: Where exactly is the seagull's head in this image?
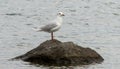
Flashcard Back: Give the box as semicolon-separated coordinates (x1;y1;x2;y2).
57;12;65;16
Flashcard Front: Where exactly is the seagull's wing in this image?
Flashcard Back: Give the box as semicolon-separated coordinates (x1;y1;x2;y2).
41;23;57;32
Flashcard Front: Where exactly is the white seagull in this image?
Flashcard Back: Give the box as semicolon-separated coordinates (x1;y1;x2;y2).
34;12;65;41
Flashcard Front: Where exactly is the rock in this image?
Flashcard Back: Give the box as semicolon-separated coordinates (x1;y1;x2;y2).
13;39;104;66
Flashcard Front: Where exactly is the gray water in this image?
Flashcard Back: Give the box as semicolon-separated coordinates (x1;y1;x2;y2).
0;0;120;69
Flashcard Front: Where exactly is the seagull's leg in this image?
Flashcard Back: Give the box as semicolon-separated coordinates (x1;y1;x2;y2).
51;32;54;40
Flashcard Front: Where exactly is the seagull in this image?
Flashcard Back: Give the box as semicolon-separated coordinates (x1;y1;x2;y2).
34;12;65;41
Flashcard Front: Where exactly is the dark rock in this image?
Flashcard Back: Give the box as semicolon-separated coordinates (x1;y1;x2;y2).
14;39;104;66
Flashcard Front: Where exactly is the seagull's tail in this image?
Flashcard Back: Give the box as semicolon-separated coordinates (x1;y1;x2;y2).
32;27;42;32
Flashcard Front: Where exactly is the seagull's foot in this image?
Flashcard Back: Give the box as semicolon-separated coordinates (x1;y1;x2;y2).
51;39;56;42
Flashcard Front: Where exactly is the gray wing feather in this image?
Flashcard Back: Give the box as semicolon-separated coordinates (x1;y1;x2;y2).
41;23;57;31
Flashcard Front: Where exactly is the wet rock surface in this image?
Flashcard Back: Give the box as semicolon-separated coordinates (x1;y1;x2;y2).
14;39;104;66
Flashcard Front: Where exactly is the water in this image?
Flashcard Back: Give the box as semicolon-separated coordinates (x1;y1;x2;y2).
0;0;120;69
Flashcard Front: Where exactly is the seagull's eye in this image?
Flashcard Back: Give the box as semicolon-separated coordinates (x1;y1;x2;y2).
58;12;64;16
59;13;61;15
